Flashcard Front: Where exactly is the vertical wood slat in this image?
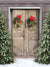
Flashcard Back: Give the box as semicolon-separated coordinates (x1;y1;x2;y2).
24;10;29;56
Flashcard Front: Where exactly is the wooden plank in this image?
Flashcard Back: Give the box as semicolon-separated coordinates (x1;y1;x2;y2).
0;1;50;4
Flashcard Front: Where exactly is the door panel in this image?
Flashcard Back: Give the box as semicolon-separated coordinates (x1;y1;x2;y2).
12;10;25;56
12;9;39;57
27;10;38;56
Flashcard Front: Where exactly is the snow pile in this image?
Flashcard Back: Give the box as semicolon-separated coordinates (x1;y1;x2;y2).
0;58;50;67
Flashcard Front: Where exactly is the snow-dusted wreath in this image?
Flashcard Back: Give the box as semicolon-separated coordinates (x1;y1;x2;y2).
14;15;23;28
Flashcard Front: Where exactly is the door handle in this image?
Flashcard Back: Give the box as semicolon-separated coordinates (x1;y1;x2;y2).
23;31;25;39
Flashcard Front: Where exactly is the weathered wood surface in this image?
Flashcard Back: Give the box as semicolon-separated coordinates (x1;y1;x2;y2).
12;9;38;57
12;10;25;56
0;0;50;4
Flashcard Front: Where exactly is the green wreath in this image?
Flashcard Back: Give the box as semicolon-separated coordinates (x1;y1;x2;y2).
13;15;23;28
27;16;37;27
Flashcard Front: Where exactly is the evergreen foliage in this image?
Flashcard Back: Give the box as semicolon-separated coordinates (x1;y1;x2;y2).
35;11;50;64
0;11;14;64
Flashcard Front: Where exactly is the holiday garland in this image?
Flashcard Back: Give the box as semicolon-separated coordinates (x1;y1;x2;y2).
14;15;23;28
27;16;37;27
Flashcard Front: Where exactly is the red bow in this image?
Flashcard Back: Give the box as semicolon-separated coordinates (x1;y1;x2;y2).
17;15;22;26
30;16;35;21
17;15;22;19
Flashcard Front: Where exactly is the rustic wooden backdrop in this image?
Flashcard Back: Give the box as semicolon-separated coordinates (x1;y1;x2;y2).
0;0;50;58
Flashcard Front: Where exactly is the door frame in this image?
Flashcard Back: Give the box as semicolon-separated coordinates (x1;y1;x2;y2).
8;7;42;38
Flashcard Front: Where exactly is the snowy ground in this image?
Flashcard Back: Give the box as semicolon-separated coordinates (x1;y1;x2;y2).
0;58;50;67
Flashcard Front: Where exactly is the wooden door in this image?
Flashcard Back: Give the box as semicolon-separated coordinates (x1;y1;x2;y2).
12;9;39;58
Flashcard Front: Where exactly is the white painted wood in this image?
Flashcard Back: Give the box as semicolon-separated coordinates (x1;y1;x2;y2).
39;7;42;34
9;7;41;9
8;7;12;38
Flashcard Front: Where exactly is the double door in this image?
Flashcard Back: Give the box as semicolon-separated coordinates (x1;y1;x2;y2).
12;9;39;58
